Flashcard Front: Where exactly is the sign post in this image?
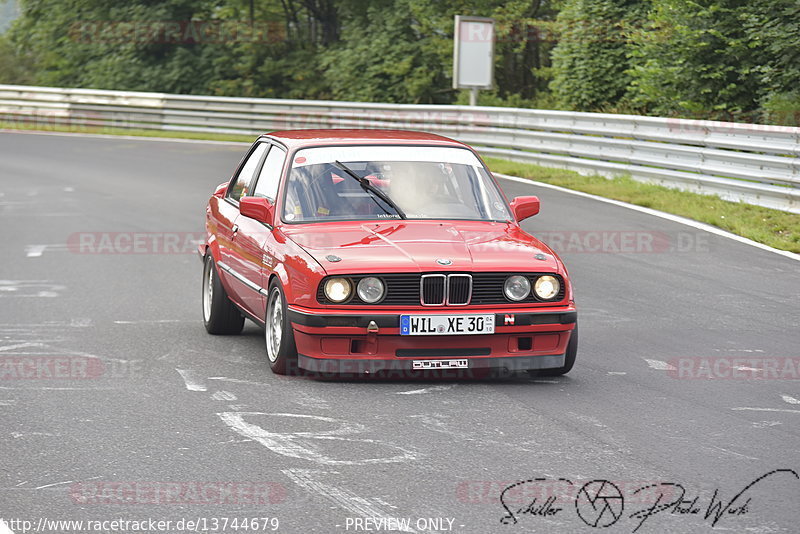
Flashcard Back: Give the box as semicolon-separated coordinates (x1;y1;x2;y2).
452;15;495;106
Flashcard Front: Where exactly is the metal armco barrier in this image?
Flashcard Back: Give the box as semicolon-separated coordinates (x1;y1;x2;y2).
1;84;798;213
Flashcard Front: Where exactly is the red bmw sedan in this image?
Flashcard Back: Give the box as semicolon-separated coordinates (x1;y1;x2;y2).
200;130;577;377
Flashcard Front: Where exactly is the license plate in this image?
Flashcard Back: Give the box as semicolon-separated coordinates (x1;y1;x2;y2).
413;359;469;369
400;314;495;336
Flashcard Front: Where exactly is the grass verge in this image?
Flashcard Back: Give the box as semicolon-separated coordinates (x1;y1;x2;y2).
1;122;797;253
485;158;799;254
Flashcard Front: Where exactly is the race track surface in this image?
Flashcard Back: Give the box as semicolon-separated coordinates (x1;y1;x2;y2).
1;132;798;534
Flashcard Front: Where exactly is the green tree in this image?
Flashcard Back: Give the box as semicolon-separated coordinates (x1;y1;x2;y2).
9;0;227;93
318;0;453;104
550;0;648;111
0;33;35;84
742;0;800;125
627;0;760;120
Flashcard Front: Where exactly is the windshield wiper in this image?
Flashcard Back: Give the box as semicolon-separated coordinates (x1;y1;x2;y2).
334;160;407;220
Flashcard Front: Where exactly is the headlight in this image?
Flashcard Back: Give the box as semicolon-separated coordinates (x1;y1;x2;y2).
534;275;560;300
324;277;352;303
504;275;531;301
357;277;385;303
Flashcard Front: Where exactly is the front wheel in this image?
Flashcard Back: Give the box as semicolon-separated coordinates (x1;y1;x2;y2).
529;324;578;377
202;254;245;335
265;280;298;375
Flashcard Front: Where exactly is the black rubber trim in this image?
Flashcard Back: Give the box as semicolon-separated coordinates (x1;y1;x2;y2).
494;311;577;326
297;353;566;374
288;310;399;328
289;310;577;328
395;347;491;358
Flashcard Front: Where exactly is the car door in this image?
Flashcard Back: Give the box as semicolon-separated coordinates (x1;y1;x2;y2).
230;143;288;320
216;142;269;309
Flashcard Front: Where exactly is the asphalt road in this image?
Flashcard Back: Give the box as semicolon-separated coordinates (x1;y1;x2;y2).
1;131;798;534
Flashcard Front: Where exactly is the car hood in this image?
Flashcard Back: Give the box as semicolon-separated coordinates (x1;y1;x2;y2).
281;220;560;274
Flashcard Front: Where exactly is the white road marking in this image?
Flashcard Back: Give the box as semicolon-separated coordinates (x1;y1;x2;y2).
0;400;17;406
24;244;71;258
34;479;75;490
732;407;800;414
25;245;46;258
0;281;65;298
714;348;765;353
211;390;237;401
395;385;455;395
218;412;417;466
752;421;782;428
497;174;800;262
781;394;800;405
208;376;271;387
608;371;627;375
734;366;761;372
702;444;759;461
294;391;330;410
11;432;55;439
176;369;207;392
283;469;417;533
0;342;43;352
644;358;676;371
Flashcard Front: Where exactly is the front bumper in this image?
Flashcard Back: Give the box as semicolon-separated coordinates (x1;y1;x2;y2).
288;306;576;376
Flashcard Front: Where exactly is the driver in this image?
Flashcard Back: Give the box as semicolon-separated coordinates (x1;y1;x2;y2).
388;161;448;215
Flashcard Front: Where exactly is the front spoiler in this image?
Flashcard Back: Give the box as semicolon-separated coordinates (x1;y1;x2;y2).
297;353;565;376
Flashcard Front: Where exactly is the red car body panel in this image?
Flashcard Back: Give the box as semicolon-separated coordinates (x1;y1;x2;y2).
202;129;577;375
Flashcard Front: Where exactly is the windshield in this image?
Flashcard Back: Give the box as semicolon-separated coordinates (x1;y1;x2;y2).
282;146;512;223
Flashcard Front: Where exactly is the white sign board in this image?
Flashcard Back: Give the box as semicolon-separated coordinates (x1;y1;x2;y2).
453;16;495;90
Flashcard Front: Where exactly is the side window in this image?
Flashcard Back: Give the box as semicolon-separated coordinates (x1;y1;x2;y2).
253;146;287;202
228;143;268;202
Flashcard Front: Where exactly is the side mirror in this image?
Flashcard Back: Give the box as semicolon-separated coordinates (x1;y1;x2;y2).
240;196;275;226
510;196;540;222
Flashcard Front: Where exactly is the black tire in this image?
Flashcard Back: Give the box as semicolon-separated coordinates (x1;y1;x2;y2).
202;254;245;335
529;324;578;377
264;279;298;375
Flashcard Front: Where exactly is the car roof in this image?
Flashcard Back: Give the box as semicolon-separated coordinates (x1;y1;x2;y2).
261;129;469;150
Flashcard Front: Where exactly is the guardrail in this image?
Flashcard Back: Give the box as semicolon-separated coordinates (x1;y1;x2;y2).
1;84;798;213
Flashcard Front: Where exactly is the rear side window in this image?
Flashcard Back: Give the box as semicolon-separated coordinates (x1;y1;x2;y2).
253;146;287;202
228;143;268;202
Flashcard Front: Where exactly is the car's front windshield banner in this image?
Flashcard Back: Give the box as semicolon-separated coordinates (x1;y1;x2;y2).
284;146;512;223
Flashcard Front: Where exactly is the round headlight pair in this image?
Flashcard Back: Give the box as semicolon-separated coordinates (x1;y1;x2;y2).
503;275;560;301
323;277;385;303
